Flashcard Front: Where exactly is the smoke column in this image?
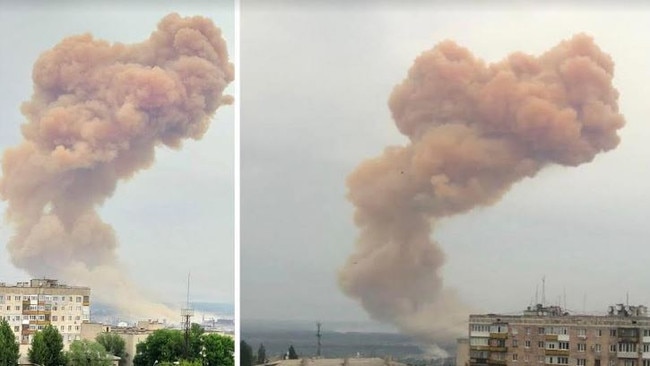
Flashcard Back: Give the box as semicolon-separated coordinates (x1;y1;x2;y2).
340;34;624;343
1;13;233;319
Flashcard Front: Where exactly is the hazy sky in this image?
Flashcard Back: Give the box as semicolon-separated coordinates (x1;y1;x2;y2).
0;1;234;308
241;2;650;330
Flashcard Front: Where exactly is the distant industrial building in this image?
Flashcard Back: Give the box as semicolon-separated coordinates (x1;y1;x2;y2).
0;278;90;348
81;319;233;366
459;303;650;366
81;320;164;366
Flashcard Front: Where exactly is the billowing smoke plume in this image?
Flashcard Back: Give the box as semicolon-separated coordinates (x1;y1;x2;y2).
1;13;233;319
340;34;624;343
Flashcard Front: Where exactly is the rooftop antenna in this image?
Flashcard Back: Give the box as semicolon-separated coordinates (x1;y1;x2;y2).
181;272;194;359
316;322;322;357
541;276;546;306
535;284;539;305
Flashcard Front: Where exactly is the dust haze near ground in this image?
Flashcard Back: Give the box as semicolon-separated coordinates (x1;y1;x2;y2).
1;13;233;319
340;34;625;343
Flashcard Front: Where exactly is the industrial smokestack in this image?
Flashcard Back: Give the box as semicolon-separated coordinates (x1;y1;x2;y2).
340;34;624;343
1;13;233;319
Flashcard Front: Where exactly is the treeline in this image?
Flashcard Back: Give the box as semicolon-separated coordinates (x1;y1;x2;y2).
0;319;233;366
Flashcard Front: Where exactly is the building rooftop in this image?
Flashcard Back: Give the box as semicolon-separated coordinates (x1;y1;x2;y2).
0;278;89;290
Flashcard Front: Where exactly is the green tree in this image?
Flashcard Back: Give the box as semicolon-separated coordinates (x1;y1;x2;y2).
240;340;253;366
256;343;266;364
202;333;233;366
288;345;298;360
96;333;127;366
67;339;112;366
28;324;66;366
133;328;184;366
0;319;20;365
187;323;204;360
159;361;201;366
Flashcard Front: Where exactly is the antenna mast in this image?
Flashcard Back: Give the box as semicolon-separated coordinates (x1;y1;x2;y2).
181;272;194;359
316;322;322;357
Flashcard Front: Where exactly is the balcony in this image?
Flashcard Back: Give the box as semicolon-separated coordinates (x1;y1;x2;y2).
488;347;507;352
545;350;570;357
545;335;558;341
470;346;490;352
487;360;507;365
617;352;638;359
490;333;508;339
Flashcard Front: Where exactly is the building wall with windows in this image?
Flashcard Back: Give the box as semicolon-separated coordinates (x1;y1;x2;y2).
0;279;90;346
466;304;650;366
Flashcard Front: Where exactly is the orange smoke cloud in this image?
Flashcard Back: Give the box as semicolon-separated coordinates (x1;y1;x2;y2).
340;34;624;343
1;13;233;319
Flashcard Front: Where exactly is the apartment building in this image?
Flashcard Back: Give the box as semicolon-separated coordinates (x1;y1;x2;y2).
0;279;90;346
465;304;650;366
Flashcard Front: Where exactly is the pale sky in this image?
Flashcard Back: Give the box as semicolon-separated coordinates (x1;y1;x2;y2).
0;1;234;308
241;1;650;329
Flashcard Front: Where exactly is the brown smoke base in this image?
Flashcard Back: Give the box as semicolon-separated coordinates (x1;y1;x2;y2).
1;13;233;319
340;34;624;343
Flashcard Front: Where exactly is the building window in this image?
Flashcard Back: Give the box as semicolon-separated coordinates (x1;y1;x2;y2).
52;316;57;321
471;337;488;346
559;342;569;350
577;329;586;337
619;343;637;352
594;344;601;353
525;355;529;362
595;360;601;366
513;354;518;362
597;329;602;337
548;342;557;350
539;341;545;348
539;328;545;335
624;361;636;366
644;330;650;337
642;361;650;366
525;340;531;348
610;345;617;353
13;326;19;332
558;357;569;365
643;344;650;352
610;329;617;337
526;327;531;335
75;297;81;303
578;343;586;352
538;356;544;364
60;326;64;331
513;339;519;347
577;360;586;366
